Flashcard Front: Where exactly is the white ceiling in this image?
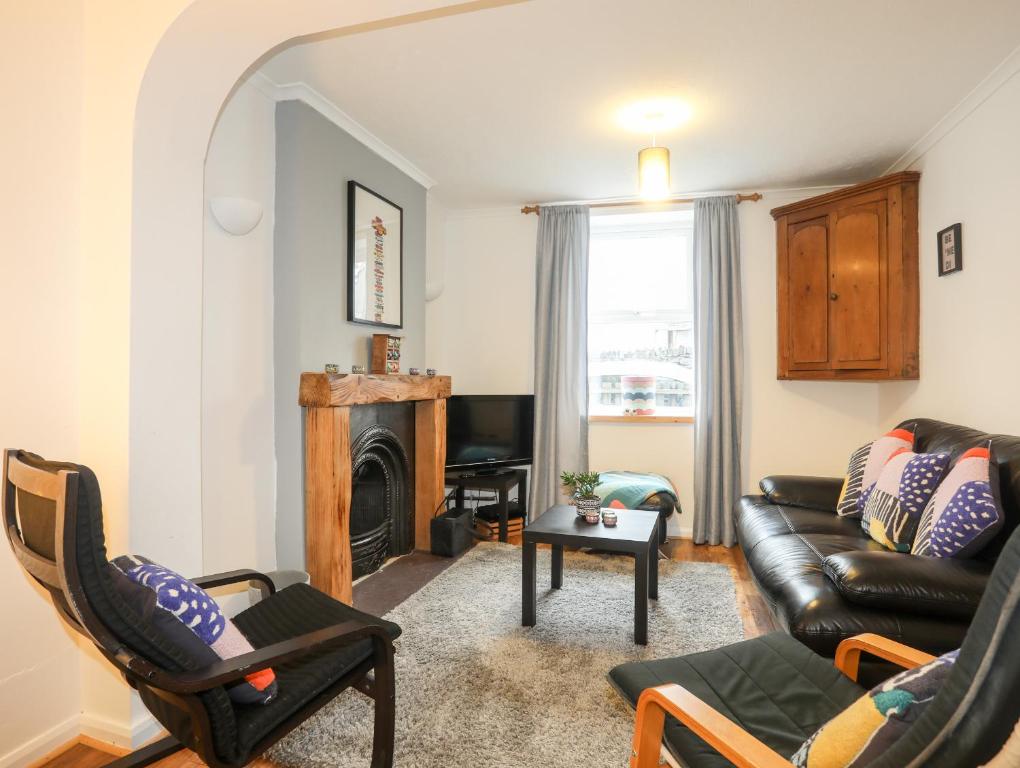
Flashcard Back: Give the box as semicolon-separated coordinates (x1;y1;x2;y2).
260;0;1020;209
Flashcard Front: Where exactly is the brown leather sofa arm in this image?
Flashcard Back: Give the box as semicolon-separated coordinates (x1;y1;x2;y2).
834;633;937;682
631;683;794;768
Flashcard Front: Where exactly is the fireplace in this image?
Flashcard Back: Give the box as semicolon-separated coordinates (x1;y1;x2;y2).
349;405;414;579
300;371;451;603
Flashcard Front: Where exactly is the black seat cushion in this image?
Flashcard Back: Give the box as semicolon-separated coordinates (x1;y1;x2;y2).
609;633;863;767
229;583;402;764
736;496;870;552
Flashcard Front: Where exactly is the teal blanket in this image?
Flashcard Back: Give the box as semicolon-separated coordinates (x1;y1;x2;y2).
595;471;677;509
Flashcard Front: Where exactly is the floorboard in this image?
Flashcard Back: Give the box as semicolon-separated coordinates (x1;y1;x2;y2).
43;539;774;767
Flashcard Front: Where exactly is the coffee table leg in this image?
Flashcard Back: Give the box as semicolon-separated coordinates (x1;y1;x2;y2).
649;538;659;600
635;549;649;645
522;540;537;626
551;544;563;589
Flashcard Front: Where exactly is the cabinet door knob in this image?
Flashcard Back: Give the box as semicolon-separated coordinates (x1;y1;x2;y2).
829;292;839;300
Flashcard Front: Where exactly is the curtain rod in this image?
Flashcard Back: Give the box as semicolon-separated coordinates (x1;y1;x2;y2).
520;192;762;215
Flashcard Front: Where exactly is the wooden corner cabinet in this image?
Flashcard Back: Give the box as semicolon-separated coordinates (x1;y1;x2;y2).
772;172;920;381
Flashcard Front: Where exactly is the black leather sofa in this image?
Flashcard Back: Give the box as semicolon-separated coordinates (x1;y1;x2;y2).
736;418;1020;657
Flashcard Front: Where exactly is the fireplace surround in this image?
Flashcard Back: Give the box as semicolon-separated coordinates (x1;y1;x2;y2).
300;372;451;603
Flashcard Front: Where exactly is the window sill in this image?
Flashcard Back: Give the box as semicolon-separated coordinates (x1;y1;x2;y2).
588;415;694;425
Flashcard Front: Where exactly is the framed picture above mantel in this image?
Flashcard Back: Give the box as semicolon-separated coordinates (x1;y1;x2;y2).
347;180;403;328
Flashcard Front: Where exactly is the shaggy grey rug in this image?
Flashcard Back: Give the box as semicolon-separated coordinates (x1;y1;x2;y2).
268;542;744;768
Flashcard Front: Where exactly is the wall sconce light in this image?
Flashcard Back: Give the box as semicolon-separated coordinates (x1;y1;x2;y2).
209;196;263;236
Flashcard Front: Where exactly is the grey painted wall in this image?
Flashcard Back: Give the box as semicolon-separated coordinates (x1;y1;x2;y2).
274;100;427;569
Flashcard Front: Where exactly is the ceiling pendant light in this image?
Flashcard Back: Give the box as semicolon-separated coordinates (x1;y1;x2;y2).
638;141;671;200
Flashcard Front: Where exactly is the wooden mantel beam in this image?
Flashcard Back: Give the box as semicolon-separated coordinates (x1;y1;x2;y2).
300;372;452;408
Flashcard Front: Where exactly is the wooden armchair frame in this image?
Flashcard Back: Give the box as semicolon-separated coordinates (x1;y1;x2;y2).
3;449;396;768
630;634;937;768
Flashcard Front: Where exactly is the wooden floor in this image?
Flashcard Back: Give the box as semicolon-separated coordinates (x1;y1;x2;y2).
43;540;774;768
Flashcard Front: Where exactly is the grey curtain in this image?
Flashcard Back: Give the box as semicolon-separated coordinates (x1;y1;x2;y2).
530;205;590;518
692;196;743;547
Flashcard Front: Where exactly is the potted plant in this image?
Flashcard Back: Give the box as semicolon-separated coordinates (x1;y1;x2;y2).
561;471;602;518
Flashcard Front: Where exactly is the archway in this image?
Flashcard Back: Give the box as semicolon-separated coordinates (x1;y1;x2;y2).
97;0;522;745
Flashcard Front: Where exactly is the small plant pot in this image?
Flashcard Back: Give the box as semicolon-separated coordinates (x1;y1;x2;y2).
575;496;601;518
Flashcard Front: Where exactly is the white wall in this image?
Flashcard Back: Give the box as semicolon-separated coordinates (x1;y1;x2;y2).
0;3;84;765
202;79;279;593
430;194;887;537
428;209;538;393
879;63;1020;436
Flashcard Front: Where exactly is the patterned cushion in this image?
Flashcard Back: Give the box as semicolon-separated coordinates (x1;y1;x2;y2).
912;446;1005;558
861;450;951;552
109;555;278;705
836;428;915;518
792;649;958;768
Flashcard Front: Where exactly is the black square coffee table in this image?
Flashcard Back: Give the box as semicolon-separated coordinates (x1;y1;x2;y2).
522;504;659;644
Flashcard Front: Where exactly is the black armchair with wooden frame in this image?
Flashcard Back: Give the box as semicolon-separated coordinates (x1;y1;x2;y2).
621;523;1020;768
2;449;400;768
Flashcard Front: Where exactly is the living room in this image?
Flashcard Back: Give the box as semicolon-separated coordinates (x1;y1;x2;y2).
3;1;1020;767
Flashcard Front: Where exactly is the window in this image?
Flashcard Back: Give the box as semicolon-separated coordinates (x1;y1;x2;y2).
588;209;694;420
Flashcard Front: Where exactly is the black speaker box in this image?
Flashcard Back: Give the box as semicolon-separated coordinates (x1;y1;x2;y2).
430;506;475;557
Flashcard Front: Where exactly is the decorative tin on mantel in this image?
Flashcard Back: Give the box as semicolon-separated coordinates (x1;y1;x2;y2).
370;333;402;374
351;365;366;374
408;367;420;376
426;368;437;377
601;509;618;527
324;363;339;374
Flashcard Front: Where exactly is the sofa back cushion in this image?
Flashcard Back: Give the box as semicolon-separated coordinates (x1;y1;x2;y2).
861;450;951;552
836;428;915;518
911;446;1005;559
901;420;1020;561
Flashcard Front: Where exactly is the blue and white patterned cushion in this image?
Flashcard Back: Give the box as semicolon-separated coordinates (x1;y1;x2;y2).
109;555;277;704
913;446;1004;558
861;450;950;552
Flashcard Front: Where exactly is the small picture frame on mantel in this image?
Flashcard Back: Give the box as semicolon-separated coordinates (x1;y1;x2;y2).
937;223;963;276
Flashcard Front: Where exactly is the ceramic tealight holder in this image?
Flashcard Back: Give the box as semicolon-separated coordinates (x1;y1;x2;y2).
584;509;601;524
601;509;618;527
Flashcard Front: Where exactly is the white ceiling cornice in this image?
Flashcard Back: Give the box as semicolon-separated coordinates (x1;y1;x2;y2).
886;42;1020;173
249;72;437;190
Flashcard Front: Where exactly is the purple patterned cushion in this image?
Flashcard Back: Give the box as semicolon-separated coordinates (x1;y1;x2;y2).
861;450;951;552
110;555;278;704
912;446;1004;558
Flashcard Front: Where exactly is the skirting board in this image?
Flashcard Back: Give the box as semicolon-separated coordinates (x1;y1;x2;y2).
80;711;163;751
0;715;79;768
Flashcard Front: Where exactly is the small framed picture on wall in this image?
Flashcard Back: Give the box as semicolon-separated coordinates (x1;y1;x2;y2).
937;223;962;276
347;180;404;328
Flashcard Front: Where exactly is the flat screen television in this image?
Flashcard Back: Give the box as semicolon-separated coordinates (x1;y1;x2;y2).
445;395;534;472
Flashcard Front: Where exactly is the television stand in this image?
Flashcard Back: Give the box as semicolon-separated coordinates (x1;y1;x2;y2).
474;467;514;477
444;468;528;542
